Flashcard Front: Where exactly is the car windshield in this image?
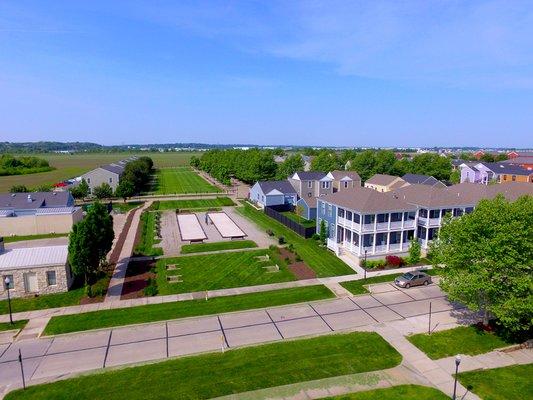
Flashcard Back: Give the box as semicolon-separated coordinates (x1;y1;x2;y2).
403;273;415;280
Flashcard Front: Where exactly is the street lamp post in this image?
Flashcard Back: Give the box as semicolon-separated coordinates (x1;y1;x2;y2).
4;277;13;325
364;250;367;281
452;354;461;400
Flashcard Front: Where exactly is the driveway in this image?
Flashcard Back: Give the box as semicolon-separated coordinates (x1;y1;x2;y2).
0;284;471;392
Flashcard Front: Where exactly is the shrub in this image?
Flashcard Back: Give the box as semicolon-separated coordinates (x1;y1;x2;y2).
278;236;286;245
312;233;320;240
287;243;295;252
284;257;291;263
143;278;158;296
266;229;274;236
385;255;404;267
295;253;302;262
408;239;421;265
363;259;387;269
268;244;278;251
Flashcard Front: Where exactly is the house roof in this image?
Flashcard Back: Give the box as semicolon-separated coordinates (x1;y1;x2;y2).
321;187;416;213
100;164;125;175
402;173;441;186
0;192;72;210
292;171;328;181
298;196;318;208
257;181;296;195
503;157;533;165
451;159;466;166
0;245;68;270
365;174;404;186
393;182;533;208
328;170;361;181
509;151;533;157
481;162;531;175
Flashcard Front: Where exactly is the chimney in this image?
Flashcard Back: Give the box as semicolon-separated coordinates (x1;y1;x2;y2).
27;194;32;203
0;237;4;254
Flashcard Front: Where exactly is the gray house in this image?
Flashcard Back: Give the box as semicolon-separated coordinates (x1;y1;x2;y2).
249;181;297;208
81;163;124;193
288;171;333;199
326;170;362;192
402;174;445;187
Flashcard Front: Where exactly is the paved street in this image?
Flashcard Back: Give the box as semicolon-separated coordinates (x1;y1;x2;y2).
0;283;469;394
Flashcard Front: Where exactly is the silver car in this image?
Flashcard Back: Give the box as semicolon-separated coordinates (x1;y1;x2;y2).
394;271;432;289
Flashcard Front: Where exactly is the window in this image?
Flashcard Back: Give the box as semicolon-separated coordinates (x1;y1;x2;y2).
47;271;57;286
109;178;113;183
307;181;312;188
327;204;332;217
321;181;330;189
512;175;516;181
343;181;348;188
87;178;91;183
321;202;326;214
3;275;14;289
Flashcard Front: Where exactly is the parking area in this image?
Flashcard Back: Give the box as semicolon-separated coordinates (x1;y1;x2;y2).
0;283;466;389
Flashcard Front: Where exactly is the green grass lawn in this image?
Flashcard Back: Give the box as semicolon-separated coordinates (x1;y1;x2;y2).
0;319;28;332
323;385;449;399
6;331;401;400
2;233;68;243
458;364;533;400
340;269;438;295
237;202;354;277
133;211;163;257
157;250;295;294
43;285;334;335
281;211;317;228
111;201;143;213
150;196;235;211
180;240;258;254
0;287;85;315
153;167;220;194
407;325;514;359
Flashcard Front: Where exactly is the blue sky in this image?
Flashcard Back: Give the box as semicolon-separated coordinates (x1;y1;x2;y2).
1;1;532;147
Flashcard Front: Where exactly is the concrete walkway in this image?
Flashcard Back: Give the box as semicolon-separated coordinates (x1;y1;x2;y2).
105;201;152;302
375;324;481;399
0;268;436;324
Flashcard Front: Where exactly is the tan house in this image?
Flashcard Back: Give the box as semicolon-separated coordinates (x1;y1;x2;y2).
0;242;73;299
364;174;407;192
0;192;83;237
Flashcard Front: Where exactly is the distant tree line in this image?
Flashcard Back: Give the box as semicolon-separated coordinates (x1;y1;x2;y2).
192;148;455;183
0;154;53;176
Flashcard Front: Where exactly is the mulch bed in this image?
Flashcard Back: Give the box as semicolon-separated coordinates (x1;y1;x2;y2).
120;259;156;300
278;248;317;280
288;262;317;280
108;208;138;265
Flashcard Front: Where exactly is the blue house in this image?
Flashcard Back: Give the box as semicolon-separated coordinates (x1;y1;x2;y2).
296;197;317;220
249;181;297;209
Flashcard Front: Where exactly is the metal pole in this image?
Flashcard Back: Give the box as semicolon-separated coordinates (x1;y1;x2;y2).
452;356;461;400
7;286;13;325
428;302;432;335
18;349;26;389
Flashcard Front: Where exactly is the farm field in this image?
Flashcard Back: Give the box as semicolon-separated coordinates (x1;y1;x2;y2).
157;250;295;294
152;167;220;194
0;152;199;192
6;332;400;399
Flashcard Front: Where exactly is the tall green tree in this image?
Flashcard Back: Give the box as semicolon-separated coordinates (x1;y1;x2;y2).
70;179;90;199
68;202;114;285
115;180;135;201
276;154;304;179
431;195;533;332
311;151;342;172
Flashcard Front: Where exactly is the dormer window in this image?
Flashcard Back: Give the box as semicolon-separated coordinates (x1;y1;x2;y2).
307;181;312;188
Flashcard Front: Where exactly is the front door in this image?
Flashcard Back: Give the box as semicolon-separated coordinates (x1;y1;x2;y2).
24;272;38;293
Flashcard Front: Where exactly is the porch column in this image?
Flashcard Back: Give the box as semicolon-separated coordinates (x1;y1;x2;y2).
386;232;390;252
387;213;391;230
358;235;363;256
425;227;429;248
401;211;405;229
400;230;404;251
373;214;377;231
372;233;376;254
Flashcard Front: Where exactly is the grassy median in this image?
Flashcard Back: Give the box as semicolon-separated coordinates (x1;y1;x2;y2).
6;331;401;400
43;285;334;335
324;385;449;399
180;240;258;254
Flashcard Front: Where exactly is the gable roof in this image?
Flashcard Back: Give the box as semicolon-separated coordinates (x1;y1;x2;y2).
0;245;68;270
100;164;125;175
257;181;297;195
503;156;533;165
298;196;318;208
328;170;361;181
481;162;532;175
321;187;416;213
292;171;328;181
402;173;441;186
0;192;72;210
365;174;404;186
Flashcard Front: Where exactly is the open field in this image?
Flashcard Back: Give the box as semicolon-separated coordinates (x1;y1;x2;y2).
157;250;295;294
6;332;400;400
43;285;334;335
150;197;235;210
324;385;449;400
408;325;514;359
0;152;199;192
237;202;354;277
152;167;220;194
458;364;533;400
180;240;258;254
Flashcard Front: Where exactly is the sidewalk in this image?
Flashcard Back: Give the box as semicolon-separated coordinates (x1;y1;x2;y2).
105;201;152;302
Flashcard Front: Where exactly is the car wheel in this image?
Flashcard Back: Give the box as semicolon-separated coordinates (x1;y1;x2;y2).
405;283;410;289
424;280;429;286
